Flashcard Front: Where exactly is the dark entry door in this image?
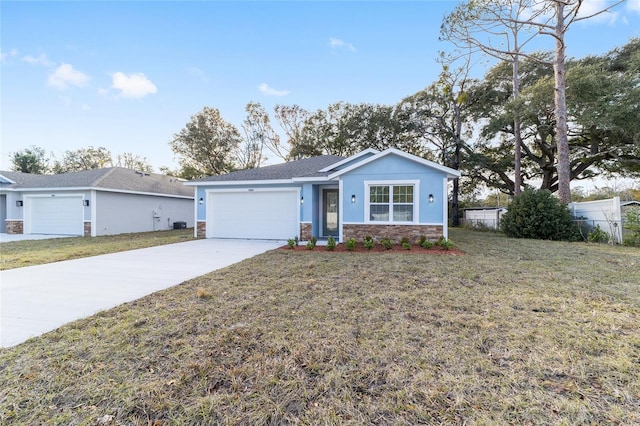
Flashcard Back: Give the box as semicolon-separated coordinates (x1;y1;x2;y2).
323;189;339;237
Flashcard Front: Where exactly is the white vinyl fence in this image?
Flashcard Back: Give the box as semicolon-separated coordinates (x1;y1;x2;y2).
569;197;623;243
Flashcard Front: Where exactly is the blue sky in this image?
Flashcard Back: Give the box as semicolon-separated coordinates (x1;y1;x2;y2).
2;0;639;173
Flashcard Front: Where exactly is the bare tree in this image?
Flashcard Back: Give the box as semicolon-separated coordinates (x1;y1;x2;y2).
273;104;309;160
443;0;624;203
237;102;279;169
441;0;551;196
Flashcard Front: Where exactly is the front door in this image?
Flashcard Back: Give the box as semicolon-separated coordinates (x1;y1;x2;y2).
322;188;339;237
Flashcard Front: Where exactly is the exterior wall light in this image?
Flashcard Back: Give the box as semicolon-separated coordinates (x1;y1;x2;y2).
429;194;434;203
16;200;23;207
83;200;90;207
300;196;304;204
351;194;356;203
199;197;204;205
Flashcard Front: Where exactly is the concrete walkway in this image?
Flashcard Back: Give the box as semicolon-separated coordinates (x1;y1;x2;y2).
1;239;283;348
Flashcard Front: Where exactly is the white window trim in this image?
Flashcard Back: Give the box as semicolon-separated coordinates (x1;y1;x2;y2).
364;180;419;224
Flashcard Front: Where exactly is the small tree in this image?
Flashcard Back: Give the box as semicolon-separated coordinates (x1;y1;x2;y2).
500;189;578;240
10;146;49;174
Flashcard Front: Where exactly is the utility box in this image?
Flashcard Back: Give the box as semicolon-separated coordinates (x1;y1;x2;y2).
173;221;187;229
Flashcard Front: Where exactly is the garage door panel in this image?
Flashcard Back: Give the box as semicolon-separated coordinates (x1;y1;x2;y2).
28;197;84;235
209;190;298;240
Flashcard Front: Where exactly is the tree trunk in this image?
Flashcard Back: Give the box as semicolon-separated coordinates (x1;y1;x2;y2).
513;53;522;196
451;103;463;227
553;1;571;204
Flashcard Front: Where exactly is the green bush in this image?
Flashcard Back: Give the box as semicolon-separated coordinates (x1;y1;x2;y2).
420;239;434;249
287;238;296;249
500;189;580;241
326;236;336;251
380;237;393;250
624;206;640;245
363;236;374;250
345;238;357;251
402;242;411;250
587;225;609;243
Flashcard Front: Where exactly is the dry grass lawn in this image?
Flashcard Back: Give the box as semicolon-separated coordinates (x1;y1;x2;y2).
1;229;639;425
0;229;194;270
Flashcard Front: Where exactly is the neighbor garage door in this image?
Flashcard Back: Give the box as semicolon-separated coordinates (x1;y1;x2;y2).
208;189;298;239
27;196;84;235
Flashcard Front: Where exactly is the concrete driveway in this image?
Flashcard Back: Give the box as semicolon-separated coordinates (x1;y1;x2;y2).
0;239;283;348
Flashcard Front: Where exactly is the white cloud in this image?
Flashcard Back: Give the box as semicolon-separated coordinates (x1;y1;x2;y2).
1;48;18;62
627;0;640;13
258;83;289;96
111;72;157;98
48;63;90;89
329;37;356;52
22;53;54;66
577;0;620;24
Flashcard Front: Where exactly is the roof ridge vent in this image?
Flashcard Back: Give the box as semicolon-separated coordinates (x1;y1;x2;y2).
135;171;150;177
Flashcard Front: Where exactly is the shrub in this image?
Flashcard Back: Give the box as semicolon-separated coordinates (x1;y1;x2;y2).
437;238;454;250
400;236;410;245
417;235;427;245
326;236;336;251
624;206;640;245
587;225;609;244
500;189;580;241
420;239;434;249
287;238;296;249
380;237;393;250
363;236;374;250
306;237;317;250
345;238;357;251
402;242;411;250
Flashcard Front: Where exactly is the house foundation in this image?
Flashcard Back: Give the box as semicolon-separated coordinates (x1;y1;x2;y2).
5;220;23;234
343;224;444;243
196;221;206;239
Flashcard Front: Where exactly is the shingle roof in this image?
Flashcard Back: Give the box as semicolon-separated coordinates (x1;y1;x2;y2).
190;155;345;182
0;168;192;197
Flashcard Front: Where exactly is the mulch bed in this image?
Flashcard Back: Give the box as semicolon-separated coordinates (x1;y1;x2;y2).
279;242;464;255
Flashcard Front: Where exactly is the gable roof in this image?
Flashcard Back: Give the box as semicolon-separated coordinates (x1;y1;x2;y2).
0;168;193;197
327;148;461;179
186;155;345;184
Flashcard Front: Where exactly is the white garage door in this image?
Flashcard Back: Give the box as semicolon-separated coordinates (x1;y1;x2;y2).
208;189;298;239
27;196;84;235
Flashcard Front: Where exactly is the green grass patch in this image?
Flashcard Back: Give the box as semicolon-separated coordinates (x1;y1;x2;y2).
0;229;194;270
1;229;639;424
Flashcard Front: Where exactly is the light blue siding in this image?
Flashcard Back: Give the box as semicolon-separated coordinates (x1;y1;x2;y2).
340;155;448;224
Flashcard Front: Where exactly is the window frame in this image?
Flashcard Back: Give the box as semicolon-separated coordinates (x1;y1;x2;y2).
364;180;420;224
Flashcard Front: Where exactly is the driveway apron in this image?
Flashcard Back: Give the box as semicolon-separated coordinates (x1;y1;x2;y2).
1;239;282;348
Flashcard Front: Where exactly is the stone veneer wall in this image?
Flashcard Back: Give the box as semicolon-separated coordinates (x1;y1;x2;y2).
5;220;23;234
300;223;312;241
343;224;444;243
196;221;206;239
84;222;92;237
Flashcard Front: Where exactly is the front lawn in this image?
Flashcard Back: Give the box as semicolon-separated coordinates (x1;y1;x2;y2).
0;229;194;270
1;229;638;424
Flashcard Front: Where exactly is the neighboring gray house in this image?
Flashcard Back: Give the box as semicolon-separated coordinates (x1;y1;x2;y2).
0;168;193;236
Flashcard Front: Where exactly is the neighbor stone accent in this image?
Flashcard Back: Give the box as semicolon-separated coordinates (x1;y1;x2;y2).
5;220;23;234
300;222;312;241
196;221;206;239
84;221;92;237
343;224;444;243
